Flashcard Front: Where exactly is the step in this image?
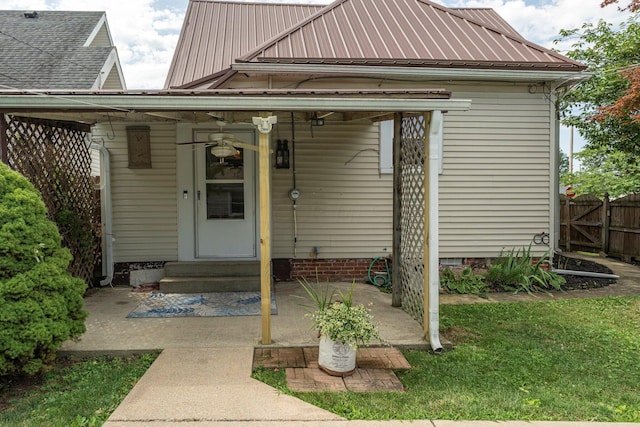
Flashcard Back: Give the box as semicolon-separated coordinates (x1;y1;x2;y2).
159;276;260;293
163;261;260;278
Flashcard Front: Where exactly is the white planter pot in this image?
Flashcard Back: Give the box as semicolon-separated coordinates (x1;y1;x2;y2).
318;334;356;376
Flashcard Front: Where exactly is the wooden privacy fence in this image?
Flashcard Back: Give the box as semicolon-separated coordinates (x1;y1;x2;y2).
559;194;640;261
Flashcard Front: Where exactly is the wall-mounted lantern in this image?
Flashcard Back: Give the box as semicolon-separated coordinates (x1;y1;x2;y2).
275;139;290;169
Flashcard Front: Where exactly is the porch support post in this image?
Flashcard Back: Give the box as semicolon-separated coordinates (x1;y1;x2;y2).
253;115;277;345
391;113;402;307
424;111;443;352
1;114;8;164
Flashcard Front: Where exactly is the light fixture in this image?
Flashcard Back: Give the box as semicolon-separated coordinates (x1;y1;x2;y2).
210;143;237;158
275;139;290;169
310;113;324;126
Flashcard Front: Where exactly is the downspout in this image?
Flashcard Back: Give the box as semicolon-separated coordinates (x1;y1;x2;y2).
90;141;114;287
553;89;561;252
427;111;443;353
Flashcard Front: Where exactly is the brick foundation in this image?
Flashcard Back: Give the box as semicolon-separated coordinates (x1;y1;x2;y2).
113;261;166;286
289;258;392;282
112;255;547;286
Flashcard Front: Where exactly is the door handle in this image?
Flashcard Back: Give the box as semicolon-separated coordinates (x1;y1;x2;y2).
197;190;201;201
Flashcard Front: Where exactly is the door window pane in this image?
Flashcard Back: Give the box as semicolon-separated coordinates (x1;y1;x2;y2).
206;183;244;219
206;147;244;180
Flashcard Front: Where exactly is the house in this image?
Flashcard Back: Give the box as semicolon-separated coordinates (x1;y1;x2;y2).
0;0;587;346
158;0;585;278
0;10;126;91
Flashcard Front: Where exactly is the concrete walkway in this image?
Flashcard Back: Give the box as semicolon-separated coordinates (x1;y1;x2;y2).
93;254;640;426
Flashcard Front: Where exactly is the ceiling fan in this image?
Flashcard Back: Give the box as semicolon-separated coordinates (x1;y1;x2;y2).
177;121;258;158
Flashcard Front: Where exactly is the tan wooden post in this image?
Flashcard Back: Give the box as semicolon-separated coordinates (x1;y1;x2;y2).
253;115;277;345
392;113;402;307
602;193;611;254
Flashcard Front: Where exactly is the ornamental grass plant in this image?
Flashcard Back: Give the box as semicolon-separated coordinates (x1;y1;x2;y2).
298;278;381;348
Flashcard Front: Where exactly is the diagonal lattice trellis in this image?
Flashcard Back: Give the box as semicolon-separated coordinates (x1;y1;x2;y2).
1;114;101;286
398;113;428;323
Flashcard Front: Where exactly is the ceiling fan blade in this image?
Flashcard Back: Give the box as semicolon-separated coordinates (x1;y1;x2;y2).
176;140;208;145
223;139;257;152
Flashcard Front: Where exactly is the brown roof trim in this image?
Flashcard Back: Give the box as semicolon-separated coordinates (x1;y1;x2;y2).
171;69;230;89
209;69;239;89
254;57;586;71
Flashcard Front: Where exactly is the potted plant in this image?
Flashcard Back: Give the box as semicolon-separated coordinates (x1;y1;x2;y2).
299;278;381;376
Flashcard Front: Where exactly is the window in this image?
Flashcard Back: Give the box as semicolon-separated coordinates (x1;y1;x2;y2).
379;118;443;175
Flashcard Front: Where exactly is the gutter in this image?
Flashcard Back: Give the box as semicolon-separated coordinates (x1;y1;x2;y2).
90;142;114;287
231;63;590;83
0;93;472;113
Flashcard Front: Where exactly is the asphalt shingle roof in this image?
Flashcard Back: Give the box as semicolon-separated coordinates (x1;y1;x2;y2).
0;10;115;89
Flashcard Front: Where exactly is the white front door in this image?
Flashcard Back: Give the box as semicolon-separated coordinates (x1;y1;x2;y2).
194;129;257;258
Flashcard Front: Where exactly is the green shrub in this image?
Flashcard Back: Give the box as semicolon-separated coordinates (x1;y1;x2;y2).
440;267;489;297
0;163;87;376
485;245;565;294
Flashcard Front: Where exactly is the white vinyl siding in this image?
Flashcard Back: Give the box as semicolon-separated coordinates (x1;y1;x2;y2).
100;66;124;90
439;84;552;257
86;22;112;47
271;121;393;259
91;122;178;262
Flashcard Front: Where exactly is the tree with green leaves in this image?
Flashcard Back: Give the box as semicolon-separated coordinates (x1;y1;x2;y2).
561;146;640;197
556;13;640;157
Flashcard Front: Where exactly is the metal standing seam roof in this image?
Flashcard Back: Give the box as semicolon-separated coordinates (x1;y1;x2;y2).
0;10;117;90
164;0;324;89
450;8;522;39
237;0;585;71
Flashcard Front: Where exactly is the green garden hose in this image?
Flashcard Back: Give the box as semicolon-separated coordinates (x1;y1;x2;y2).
368;257;391;288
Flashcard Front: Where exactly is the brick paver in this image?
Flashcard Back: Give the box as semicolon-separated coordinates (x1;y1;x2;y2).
343;368;405;392
286;367;348;392
356;347;412;369
255;346;411;393
254;347;306;368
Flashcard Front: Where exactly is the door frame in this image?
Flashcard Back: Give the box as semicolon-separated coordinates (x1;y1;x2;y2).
176;123;261;261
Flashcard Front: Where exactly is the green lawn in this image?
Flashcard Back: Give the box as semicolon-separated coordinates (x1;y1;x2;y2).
255;296;640;421
0;353;158;427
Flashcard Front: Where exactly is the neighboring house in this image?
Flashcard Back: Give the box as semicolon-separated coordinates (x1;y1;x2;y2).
0;10;126;90
0;0;587;345
0;9;126;174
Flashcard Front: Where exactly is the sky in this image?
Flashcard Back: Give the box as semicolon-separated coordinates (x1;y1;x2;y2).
2;0;634;157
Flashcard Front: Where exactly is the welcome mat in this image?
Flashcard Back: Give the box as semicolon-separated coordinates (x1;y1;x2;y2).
127;291;277;318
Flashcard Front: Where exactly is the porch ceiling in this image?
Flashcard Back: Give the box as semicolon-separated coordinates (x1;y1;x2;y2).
0;88;470;124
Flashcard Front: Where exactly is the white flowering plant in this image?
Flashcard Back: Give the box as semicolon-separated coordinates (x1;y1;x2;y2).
299;278;381;348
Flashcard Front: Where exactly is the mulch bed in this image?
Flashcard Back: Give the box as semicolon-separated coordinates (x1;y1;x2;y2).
553;254;616;290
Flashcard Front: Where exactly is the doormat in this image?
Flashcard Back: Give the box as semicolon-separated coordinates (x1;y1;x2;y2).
127;291;277;318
